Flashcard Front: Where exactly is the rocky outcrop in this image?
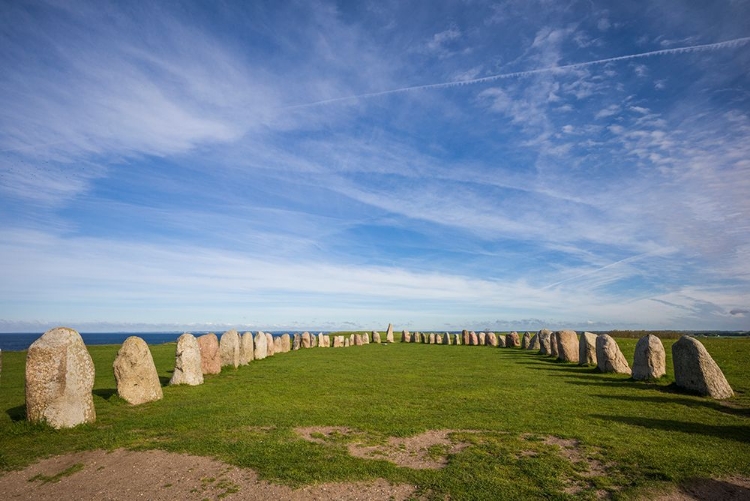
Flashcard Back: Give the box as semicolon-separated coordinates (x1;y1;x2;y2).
197;333;221;374
596;334;631;374
170;333;204;386
113;336;162;405
25;327;96;428
672;336;733;399
254;332;268;360
219;330;240;368
578;332;597;366
557;330;579;363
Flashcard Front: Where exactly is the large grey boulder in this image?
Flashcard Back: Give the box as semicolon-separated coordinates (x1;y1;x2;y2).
386;323;394;343
596;334;631;374
372;331;381;343
240;332;254;364
219;330;241;368
672;336;733;399
197;333;221;374
557;330;579;363
507;331;521;348
265;333;275;356
26;327;96;428
170;333;204;386
528;333;540;350
254;332;268;360
301;332;311;349
578;332;597;366
521;332;531;349
538;329;552;355
632;334;666;380
487;332;498;347
113;336;163;405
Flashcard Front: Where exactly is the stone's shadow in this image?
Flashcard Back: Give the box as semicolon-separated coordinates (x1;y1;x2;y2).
678;477;750;500
159;376;170;386
6;404;25;422
593;393;750;418
589;414;750;444
93;388;117;400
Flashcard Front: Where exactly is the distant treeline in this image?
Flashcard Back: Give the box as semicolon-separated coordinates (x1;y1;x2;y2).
605;330;749;339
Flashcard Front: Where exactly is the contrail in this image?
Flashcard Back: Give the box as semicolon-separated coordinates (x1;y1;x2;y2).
285;36;750;109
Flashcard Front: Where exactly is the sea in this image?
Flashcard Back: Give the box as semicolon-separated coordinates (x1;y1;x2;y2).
0;331;316;351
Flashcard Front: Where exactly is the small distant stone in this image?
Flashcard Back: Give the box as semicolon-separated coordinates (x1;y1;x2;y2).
293;334;301;350
170;333;204;386
113;336;163;405
333;336;344;348
444;332;452;345
578;332;597;366
596;334;631;374
672;336;733;399
26;327;96;428
401;330;410;342
497;334;506;347
197;333;221;374
469;331;478;346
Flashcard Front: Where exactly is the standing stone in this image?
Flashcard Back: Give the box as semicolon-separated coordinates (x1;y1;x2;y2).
344;336;351;347
427;333;434;344
281;334;292;352
454;333;462;345
197;333;221;374
293;334;301;350
333;336;344;348
549;332;559;357
413;331;421;343
316;333;325;348
632;335;666;380
273;335;283;353
219;330;241;368
170;333;204;386
578;332;597;366
521;332;531;349
528;333;540;350
386;323;394;343
372;331;381;343
478;332;487;346
401;330;410;342
672;336;733;399
265;333;275;356
469;331;479;346
538;329;552;355
487;332;498;347
113;336;163;406
302;332;311;349
507;331;521;348
362;332;369;344
462;330;470;345
497;334;506;347
354;334;363;346
25;327;96;428
240;332;254;364
444;333;452;345
436;334;444;344
596;334;631;374
557;330;579;363
254;332;268;360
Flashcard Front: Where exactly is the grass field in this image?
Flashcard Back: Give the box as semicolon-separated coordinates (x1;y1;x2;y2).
1;335;749;500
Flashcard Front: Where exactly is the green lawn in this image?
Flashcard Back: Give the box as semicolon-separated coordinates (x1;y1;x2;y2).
1;336;748;500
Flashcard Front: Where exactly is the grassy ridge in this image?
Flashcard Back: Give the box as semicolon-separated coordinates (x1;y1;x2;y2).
1;337;749;499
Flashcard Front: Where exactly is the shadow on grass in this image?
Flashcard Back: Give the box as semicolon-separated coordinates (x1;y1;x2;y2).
93;388;117;400
6;404;25;422
159;376;170;386
677;477;750;499
590;414;750;444
593;393;750;418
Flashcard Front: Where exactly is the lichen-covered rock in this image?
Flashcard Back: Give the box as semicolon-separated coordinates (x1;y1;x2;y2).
25;327;96;429
487;332;498;347
372;331;381;343
507;331;521;348
170;333;204;386
578;332;597;366
538;329;552;355
632;335;666;380
265;333;275;356
528;333;540;350
557;330;579;363
197;333;221;374
254;332;268;360
301;332;311;349
219;330;240;368
672;336;733;399
596;334;631;374
113;336;162;405
386;323;394;343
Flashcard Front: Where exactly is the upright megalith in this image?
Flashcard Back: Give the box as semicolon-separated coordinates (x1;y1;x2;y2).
462;330;470;345
293;334;301;350
372;331;381;344
487;332;498;347
578;332;597;367
386;323;394;343
220;330;241;368
672;336;733;399
197;333;221;374
444;332;452;345
557;330;579;363
632;335;666;380
538;329;552;355
301;332;311;349
453;333;462;345
265;333;275;356
113;336;162;405
333;336;344;348
528;333;540;350
478;332;486;346
274;336;283;353
402;330;410;343
240;332;254;365
497;334;506;347
521;332;531;349
507;331;521;348
354;334;363;346
254;332;268;360
26;327;96;428
596;334;631;375
469;331;479;346
170;333;204;386
281;334;292;352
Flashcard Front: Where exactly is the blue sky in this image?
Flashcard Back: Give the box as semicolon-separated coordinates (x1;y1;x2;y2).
1;0;749;332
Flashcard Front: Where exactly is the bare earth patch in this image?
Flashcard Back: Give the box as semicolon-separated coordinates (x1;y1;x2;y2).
0;449;416;501
295;427;470;469
646;476;750;501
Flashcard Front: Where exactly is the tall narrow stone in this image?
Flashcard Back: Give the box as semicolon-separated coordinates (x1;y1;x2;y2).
443;332;452;345
293;333;301;350
478;332;487;346
549;332;559;357
113;336;162;405
453;333;462;345
578;332;597;366
386;323;394;343
595;334;631;374
197;333;221;374
372;331;381;343
26;327;96;428
273;335;283;353
557;330;579;363
632;335;666;380
219;330;241;368
240;332;254;364
170;333;204;386
265;332;275;356
672;336;733;399
281;334;292;352
301;332;311;348
497;334;506;347
521;332;531;349
402;330;410;343
254;332;268;360
462;329;470;345
538;329;552;355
